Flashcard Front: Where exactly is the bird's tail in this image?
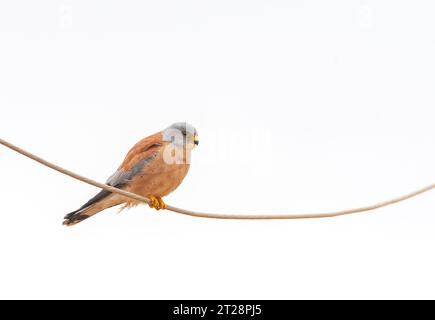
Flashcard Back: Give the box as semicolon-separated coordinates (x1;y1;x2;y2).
63;190;121;226
63;207;97;226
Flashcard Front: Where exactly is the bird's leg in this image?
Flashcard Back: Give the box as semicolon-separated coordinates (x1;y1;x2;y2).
147;195;167;210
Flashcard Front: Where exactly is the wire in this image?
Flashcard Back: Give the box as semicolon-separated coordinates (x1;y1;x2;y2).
1;137;434;220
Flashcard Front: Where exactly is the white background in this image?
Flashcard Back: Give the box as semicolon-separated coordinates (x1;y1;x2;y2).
0;0;434;299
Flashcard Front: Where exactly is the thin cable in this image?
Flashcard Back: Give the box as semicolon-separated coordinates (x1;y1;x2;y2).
1;137;434;220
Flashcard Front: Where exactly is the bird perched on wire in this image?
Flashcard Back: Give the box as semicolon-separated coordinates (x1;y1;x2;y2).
63;122;199;226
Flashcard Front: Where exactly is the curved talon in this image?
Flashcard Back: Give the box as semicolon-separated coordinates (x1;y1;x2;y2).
148;195;160;210
147;195;166;211
157;197;167;210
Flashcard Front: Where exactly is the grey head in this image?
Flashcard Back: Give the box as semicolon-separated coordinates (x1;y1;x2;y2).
162;122;199;147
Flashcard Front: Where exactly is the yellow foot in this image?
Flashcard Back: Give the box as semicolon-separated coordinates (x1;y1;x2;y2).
147;195;167;211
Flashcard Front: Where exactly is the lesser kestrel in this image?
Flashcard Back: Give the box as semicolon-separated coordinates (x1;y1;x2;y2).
63;122;199;226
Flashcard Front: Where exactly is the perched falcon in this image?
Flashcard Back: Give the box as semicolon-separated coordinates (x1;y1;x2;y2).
63;122;199;226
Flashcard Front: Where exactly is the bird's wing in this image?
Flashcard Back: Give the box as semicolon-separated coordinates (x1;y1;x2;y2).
106;152;158;187
117;132;163;172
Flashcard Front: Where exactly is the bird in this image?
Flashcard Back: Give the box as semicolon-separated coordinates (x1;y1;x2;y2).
63;122;199;226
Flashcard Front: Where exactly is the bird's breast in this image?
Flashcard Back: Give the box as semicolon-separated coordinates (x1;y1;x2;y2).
126;149;191;199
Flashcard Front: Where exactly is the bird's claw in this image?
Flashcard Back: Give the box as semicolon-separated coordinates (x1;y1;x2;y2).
148;195;166;210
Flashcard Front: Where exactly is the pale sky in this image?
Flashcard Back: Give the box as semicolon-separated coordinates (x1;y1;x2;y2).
0;0;434;299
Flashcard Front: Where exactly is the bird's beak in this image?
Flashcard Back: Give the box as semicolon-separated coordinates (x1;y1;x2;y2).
194;135;199;146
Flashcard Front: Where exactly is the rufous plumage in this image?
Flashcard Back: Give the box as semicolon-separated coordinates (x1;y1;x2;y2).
63;122;198;226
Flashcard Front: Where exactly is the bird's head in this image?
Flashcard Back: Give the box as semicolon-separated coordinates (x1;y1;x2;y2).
162;122;199;149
